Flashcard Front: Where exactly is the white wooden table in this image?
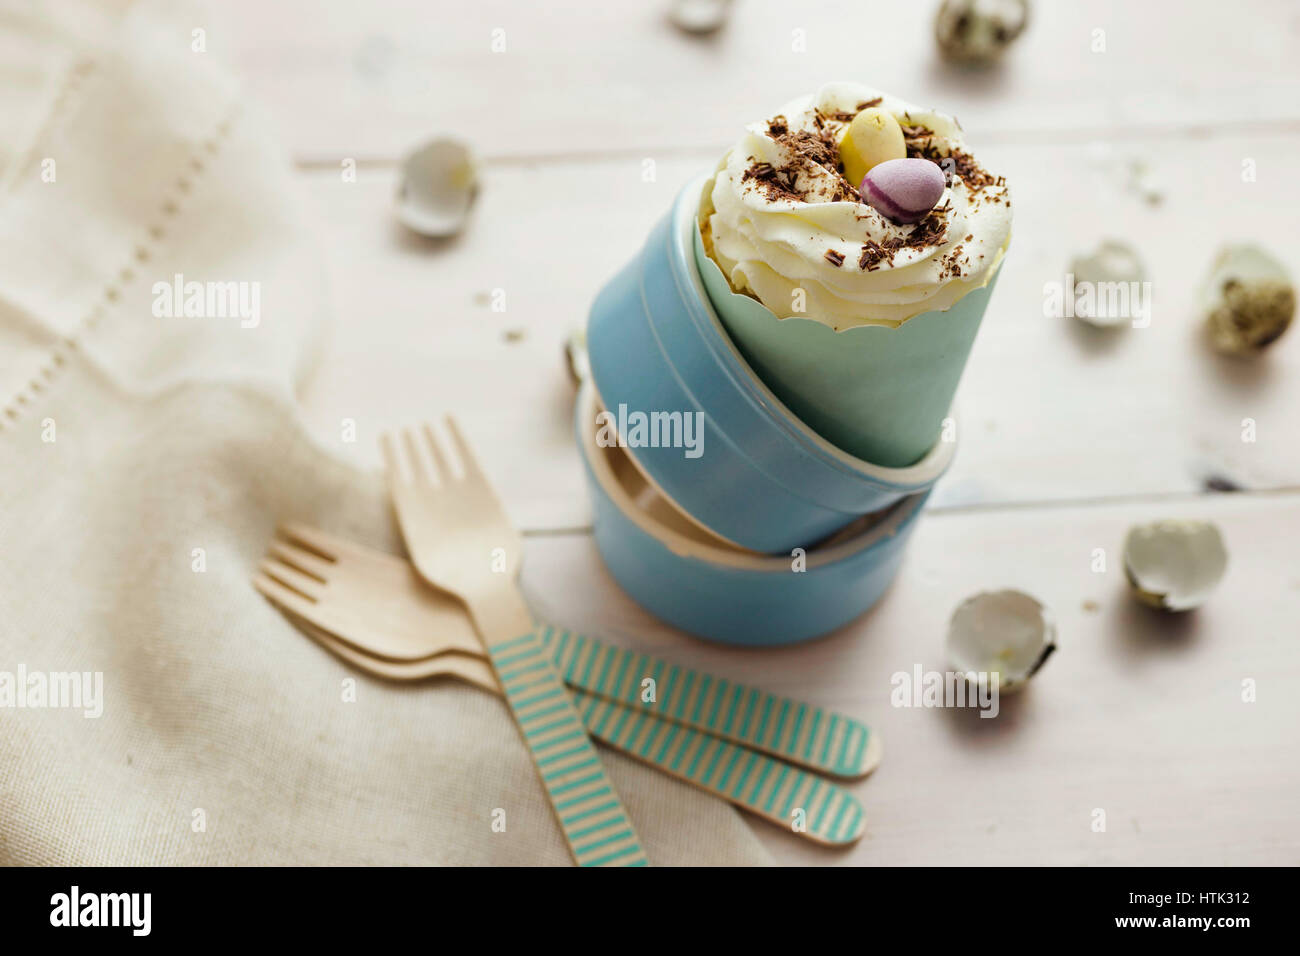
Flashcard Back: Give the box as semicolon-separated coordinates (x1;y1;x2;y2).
221;0;1300;865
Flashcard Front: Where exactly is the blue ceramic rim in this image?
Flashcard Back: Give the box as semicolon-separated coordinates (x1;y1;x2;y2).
660;175;957;494
577;381;930;572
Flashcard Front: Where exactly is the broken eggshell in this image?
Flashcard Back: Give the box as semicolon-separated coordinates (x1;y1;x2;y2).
946;589;1056;694
934;0;1030;66
1123;520;1227;611
1068;239;1146;328
668;0;733;35
1200;244;1295;356
396;138;479;238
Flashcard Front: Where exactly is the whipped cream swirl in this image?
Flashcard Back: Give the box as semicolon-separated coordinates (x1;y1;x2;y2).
702;82;1011;329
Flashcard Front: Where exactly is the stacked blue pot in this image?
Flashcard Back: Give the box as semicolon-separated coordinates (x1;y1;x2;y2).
579;178;958;646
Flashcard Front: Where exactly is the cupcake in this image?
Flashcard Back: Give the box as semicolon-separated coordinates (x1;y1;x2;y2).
697;82;1011;466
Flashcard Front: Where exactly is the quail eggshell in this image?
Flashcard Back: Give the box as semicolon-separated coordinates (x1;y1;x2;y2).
946;589;1057;693
668;0;733;34
1068;240;1147;328
934;0;1030;66
1123;520;1227;611
1199;244;1295;355
396;138;479;238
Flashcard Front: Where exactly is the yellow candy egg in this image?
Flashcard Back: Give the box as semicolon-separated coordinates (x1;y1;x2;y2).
839;108;907;189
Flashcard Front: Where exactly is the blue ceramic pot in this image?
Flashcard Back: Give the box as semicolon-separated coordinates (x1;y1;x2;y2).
576;383;930;646
586;176;955;554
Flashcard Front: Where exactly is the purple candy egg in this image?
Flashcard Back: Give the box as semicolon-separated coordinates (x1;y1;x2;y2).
861;158;946;225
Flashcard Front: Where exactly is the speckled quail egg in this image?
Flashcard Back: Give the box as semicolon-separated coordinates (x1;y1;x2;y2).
1200;244;1295;356
935;0;1030;66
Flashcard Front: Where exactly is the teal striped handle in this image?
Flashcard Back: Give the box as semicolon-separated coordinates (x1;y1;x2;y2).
539;626;879;780
570;687;866;846
490;631;649;866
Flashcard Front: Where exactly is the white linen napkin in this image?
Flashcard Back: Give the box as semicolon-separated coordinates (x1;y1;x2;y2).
0;0;772;866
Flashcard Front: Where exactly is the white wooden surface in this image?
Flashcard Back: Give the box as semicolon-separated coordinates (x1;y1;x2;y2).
220;0;1300;864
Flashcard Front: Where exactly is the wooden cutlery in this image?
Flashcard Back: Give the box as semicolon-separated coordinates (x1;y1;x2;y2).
279;610;867;845
380;418;648;867
254;521;874;846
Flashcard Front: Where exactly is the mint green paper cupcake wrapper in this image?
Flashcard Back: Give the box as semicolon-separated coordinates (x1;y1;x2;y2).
693;222;1002;467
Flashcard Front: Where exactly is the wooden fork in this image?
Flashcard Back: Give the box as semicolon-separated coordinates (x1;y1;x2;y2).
254;526;870;846
381;418;649;867
284;608;500;691
253;523;479;663
255;524;880;782
267;607;868;847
